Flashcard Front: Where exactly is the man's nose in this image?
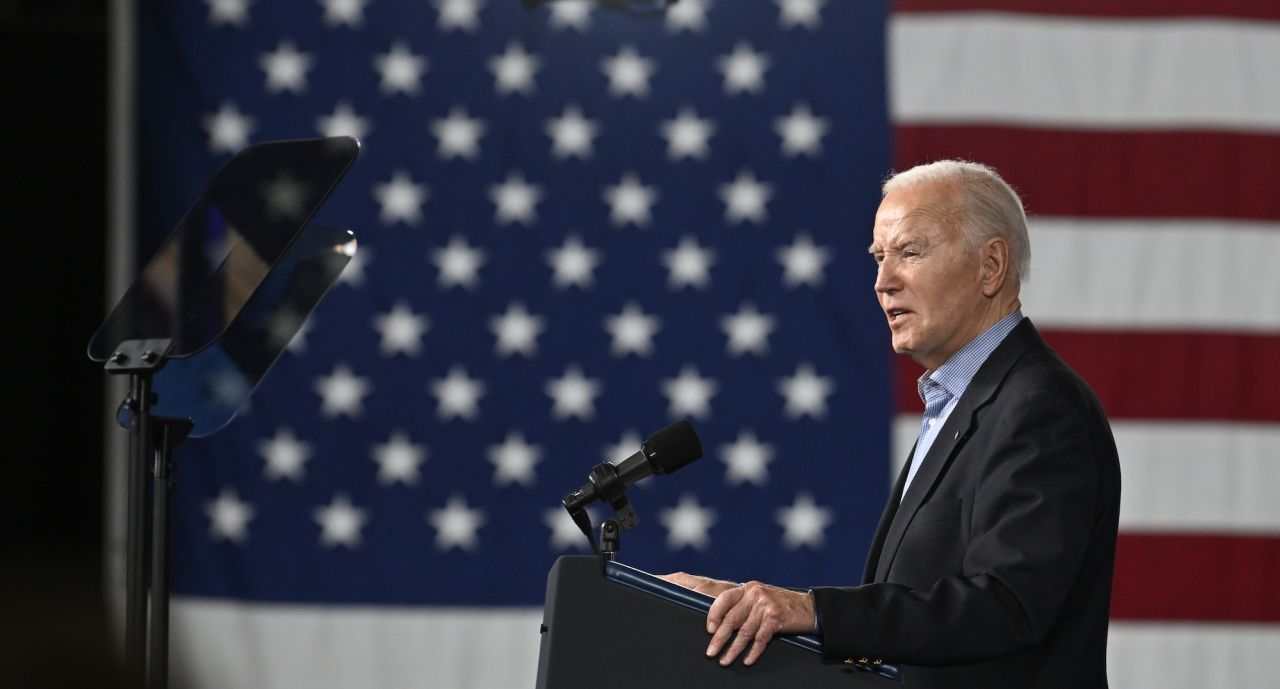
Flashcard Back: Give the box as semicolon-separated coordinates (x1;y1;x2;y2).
874;259;898;294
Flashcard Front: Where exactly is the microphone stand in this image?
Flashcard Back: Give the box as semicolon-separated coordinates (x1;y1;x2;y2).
566;488;639;565
600;490;639;567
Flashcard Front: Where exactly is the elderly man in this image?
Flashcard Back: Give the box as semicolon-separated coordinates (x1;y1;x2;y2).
662;160;1121;688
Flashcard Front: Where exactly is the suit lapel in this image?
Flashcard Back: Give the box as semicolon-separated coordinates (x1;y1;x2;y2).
861;441;914;584
871;319;1044;583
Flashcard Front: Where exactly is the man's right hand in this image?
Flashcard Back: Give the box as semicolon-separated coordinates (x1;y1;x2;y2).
656;572;739;597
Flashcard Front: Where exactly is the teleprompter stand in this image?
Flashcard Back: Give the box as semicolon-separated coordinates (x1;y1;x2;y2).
89;137;362;689
102;338;192;686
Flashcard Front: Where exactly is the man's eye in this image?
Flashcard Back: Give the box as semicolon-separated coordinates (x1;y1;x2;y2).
903;250;920;259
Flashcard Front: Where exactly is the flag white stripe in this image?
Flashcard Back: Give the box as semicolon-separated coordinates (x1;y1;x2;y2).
892;416;1280;534
1108;621;1280;689
1024;218;1280;332
171;599;543;689
890;14;1280;131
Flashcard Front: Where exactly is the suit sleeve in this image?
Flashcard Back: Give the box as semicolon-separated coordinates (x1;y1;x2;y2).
811;387;1102;665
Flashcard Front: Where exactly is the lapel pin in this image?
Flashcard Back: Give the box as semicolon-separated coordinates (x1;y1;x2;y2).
953;431;960;440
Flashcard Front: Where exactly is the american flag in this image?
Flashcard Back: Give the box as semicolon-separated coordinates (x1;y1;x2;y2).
130;1;1279;688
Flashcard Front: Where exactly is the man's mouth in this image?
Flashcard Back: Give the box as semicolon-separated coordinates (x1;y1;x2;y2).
887;309;911;321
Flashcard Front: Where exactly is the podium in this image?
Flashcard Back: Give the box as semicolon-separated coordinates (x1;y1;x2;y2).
536;556;898;688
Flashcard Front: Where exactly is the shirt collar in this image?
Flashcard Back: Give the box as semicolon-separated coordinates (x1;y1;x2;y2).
919;309;1024;402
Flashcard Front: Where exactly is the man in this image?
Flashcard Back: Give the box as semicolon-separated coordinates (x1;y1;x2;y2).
661;160;1121;688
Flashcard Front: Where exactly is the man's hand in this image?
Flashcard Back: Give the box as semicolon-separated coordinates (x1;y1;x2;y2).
656;572;739;597
703;582;815;667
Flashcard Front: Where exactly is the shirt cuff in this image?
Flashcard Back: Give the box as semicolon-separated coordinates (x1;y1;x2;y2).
807;588;821;635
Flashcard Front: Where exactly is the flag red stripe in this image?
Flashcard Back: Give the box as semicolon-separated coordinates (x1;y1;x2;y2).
893;0;1280;21
894;329;1280;422
1112;532;1280;622
895;125;1280;221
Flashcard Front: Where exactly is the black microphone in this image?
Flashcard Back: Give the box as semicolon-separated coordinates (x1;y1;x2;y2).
562;420;702;514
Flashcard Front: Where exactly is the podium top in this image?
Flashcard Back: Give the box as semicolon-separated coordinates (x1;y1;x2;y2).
88;137;359;361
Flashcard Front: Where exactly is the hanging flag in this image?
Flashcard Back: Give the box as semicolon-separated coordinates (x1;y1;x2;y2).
131;1;1280;688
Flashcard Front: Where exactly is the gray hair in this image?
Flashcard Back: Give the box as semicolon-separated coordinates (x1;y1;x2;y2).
883;160;1031;284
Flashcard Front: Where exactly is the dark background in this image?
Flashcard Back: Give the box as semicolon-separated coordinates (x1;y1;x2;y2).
1;1;120;684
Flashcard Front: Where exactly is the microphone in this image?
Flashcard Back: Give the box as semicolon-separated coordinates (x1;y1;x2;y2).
562;420;702;514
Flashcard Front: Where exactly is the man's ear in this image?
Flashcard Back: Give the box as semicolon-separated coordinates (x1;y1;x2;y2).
980;236;1010;297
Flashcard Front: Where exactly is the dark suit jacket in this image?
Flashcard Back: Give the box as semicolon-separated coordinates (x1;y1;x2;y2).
812;319;1121;688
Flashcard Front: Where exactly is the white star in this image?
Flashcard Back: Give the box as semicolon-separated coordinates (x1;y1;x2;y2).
545;104;600;160
313;363;372;418
544;507;593;551
662;235;716;290
659;494;717;550
203;102;254;154
548;0;592;31
720;429;774;486
488;431;542;487
490;302;546;358
719;170;774;225
546;366;602;421
659;107;715;161
429;366;486;421
314;494;368;548
259;39;313;94
262;170;307;220
716;41;769;95
775;102;829;158
337;246;370;287
258;427;312;481
489;171;543;226
428;496;486;551
321;0;368;27
432;236;487;289
777;363;835;419
777;232;831;288
316;101;371;140
661;366;718;419
430;106;486;160
205;488;254;542
267;306;309;354
777;0;825;29
373;41;428;95
603;430;643;464
545;234;601;290
373;301;430;357
489;42;541;96
720;303;777;356
600;45;655;99
372;431;426;486
665;0;711;32
207;370;249;412
372;169;428;225
776;493;834;549
603;302;661;358
207;0;252;27
434;0;484;32
602;172;658;227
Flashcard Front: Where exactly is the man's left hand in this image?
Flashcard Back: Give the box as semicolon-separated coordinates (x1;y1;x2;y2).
704;581;815;667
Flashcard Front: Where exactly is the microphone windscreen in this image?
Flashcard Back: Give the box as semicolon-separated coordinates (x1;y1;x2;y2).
643;420;702;474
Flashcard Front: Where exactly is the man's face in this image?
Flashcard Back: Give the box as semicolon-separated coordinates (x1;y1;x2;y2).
869;182;989;370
